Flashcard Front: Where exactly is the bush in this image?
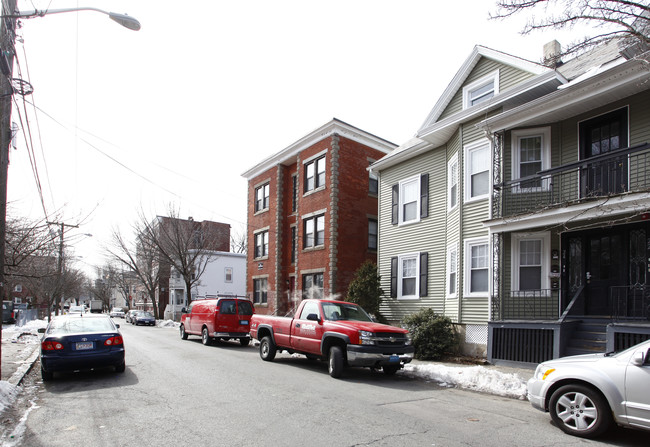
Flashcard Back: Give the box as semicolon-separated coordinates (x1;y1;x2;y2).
346;261;388;323
403;308;459;360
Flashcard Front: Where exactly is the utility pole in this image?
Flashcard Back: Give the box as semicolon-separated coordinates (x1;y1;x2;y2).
47;221;79;317
0;0;18;375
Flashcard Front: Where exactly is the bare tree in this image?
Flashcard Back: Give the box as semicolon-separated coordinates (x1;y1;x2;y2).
491;1;650;59
230;224;247;254
89;265;117;312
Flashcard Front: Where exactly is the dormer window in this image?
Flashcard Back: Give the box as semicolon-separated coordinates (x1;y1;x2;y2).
463;70;499;109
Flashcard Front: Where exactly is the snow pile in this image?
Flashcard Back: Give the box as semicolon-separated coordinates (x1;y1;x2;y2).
403;363;528;399
157;319;179;328
2;320;47;343
0;381;19;413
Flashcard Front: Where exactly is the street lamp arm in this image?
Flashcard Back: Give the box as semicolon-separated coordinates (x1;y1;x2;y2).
4;7;140;31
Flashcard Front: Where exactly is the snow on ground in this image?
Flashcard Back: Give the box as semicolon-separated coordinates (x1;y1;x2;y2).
0;318;529;414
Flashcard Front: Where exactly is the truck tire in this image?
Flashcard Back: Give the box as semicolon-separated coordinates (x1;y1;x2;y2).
260;336;276;361
180;324;188;340
201;327;212;346
328;346;344;378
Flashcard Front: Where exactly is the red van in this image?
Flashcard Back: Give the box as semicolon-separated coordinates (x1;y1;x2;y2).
180;297;254;346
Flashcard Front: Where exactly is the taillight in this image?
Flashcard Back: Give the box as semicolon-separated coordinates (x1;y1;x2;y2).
104;336;123;346
42;340;65;351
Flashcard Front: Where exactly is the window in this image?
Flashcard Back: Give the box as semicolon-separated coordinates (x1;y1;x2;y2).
447;245;458;298
305;155;326;192
299;300;321;319
465;238;489;296
291;226;297;264
512;233;550;292
255;183;270;212
13;284;22;293
303;214;324;248
224;267;233;283
253;278;268;304
391;174;429;225
580;107;628;158
291;175;298;212
369;161;378;195
512;128;551;190
390;252;428;299
448;153;458;211
254;230;269;258
368;218;378;250
302;273;324;300
463;70;499;109
465;140;490;202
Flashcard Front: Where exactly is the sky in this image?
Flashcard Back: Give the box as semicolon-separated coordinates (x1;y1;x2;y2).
5;0;595;276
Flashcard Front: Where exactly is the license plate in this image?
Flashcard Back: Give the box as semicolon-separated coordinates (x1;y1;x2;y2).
240;320;249;325
76;342;93;350
389;355;399;363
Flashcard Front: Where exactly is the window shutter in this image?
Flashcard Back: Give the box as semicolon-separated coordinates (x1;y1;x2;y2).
419;252;428;297
391;184;399;225
390;257;398;298
420;174;429;218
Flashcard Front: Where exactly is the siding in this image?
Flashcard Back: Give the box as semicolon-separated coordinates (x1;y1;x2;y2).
439;58;535;121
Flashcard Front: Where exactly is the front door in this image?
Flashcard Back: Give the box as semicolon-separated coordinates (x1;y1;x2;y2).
585;233;625;316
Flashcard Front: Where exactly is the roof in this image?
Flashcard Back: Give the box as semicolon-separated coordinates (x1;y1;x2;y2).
241;118;397;180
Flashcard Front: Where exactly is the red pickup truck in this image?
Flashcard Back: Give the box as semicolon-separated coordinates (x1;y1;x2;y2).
180;297;254;346
250;299;414;378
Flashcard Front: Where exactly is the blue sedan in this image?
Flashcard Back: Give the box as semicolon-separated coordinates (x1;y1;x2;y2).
133;311;156;326
40;314;125;381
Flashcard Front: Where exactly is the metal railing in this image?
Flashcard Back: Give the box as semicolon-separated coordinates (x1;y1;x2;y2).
611;285;650;320
493;143;650;219
491;289;559;320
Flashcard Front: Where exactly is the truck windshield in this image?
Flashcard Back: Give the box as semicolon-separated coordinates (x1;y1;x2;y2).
322;302;373;322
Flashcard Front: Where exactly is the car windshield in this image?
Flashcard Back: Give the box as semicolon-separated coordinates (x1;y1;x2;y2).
47;317;115;334
322;302;373;322
140;312;153;318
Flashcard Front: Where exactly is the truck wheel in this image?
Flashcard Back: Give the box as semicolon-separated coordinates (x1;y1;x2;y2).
201;327;212;346
260;336;276;361
549;384;612;438
383;365;399;375
180;324;188;340
328;346;344;378
240;338;250;347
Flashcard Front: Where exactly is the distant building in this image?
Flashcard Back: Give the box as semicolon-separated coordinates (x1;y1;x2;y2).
242;119;396;315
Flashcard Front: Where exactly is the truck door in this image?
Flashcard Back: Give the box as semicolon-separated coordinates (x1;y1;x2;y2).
217;299;238;334
291;301;324;354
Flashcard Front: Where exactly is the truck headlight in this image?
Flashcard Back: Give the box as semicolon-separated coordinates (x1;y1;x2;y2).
405;333;413;346
359;330;375;345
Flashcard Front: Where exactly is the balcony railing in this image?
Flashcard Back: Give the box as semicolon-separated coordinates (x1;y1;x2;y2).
611;285;650;320
491;289;559;320
493;143;650;219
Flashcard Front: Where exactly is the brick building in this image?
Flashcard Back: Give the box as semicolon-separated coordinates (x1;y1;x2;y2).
242;119;396;315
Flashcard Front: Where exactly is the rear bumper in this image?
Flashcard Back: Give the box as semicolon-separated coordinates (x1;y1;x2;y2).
212;332;250;338
346;345;415;367
41;348;125;372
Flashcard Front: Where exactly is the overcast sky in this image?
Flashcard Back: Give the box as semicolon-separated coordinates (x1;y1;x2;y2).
7;0;594;276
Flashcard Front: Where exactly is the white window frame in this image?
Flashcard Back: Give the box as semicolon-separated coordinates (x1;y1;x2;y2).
253;228;269;259
511;232;551;293
448;153;459;211
397;252;419;300
303;150;327;193
446;244;458;299
511;127;551;192
462;70;499;109
464;139;491;203
254;182;270;212
398;175;420;225
464;237;490;297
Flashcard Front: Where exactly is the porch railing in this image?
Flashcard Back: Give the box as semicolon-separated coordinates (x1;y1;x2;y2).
611;285;650;320
493;143;650;219
491;289;559;320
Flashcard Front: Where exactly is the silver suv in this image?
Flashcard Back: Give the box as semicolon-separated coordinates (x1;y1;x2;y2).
527;339;650;438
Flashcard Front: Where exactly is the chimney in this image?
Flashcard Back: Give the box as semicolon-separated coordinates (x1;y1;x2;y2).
543;40;562;68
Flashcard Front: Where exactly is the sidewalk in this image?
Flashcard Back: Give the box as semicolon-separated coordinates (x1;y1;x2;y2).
1;325;41;386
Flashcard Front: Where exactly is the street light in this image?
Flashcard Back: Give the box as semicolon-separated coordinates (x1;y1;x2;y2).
4;7;141;31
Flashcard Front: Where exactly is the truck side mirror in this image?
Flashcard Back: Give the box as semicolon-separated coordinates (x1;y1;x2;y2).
181;307;187;314
306;313;321;323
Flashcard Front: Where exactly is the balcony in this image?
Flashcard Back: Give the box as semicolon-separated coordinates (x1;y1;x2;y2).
493;143;650;219
491;289;560;321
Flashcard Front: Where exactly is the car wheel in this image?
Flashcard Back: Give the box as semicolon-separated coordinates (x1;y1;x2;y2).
549;384;612;438
115;361;126;373
239;337;250;347
41;366;53;382
383;365;400;375
260;336;276;361
180;324;188;340
328;346;344;378
201;327;211;346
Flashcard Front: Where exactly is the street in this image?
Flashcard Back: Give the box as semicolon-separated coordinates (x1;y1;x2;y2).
3;322;649;447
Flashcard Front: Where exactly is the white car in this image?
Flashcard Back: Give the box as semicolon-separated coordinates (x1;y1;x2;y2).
527;338;650;438
110;307;125;318
68;305;86;314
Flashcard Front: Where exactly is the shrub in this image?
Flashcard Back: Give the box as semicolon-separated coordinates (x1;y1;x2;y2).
346;261;387;323
403;308;459;360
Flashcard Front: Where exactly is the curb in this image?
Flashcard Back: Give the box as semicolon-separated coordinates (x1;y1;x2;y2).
7;346;39;386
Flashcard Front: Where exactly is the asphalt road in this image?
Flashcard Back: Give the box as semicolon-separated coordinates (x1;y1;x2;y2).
5;322;649;447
